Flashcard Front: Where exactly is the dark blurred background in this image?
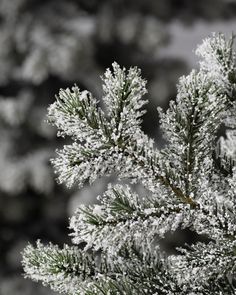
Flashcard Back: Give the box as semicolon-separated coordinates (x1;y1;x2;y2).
0;0;236;294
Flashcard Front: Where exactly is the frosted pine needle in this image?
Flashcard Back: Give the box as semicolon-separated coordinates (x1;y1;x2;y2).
22;34;236;294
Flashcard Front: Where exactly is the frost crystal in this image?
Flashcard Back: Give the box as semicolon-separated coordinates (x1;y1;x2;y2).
22;34;236;294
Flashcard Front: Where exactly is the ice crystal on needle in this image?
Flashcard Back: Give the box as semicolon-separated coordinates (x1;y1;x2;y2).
23;34;236;294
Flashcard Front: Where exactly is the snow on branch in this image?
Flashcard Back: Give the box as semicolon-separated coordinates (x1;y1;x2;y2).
70;184;189;252
23;34;236;294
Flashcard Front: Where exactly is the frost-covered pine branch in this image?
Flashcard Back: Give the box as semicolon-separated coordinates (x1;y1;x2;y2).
23;33;236;294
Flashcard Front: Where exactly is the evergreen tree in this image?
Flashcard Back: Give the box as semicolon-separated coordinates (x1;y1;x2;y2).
0;1;184;294
22;33;236;294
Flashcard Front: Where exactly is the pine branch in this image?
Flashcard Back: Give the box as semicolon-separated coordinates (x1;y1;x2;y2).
22;241;99;294
193;171;236;240
101;62;148;143
172;239;236;294
113;242;183;295
22;241;182;295
70;184;188;252
51;142;117;187
158;34;236;203
196;33;236;96
48;86;111;142
48;63;198;206
23;33;236;294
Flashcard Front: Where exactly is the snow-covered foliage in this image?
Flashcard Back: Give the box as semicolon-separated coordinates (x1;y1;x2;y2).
23;34;236;294
0;1;183;293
